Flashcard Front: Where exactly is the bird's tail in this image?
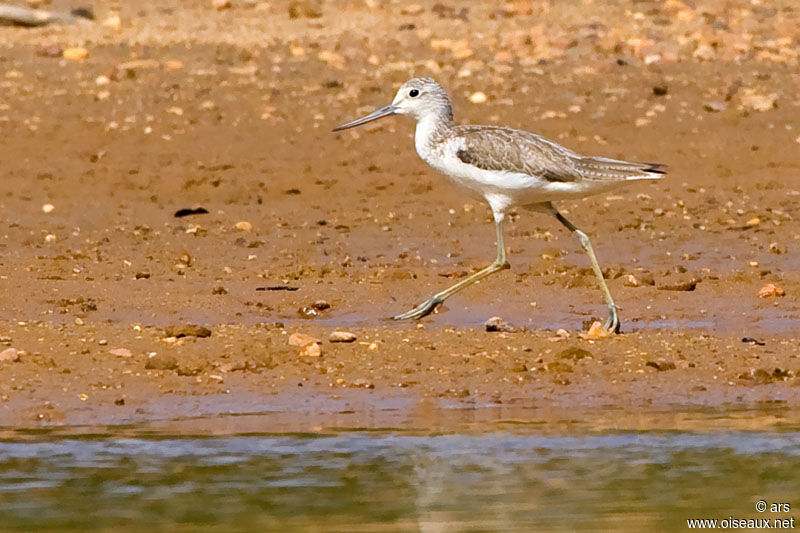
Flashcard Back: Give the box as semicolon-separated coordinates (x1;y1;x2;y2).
576;156;667;181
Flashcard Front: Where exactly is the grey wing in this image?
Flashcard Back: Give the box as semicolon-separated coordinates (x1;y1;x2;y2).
574;156;667;181
454;127;580;182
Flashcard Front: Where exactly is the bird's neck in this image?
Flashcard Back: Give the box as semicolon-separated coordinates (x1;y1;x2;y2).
414;111;454;155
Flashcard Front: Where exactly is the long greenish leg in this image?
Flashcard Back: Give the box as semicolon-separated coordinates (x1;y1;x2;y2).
392;216;510;320
550;205;620;333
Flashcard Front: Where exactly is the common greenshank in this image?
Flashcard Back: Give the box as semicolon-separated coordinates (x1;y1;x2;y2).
333;77;665;333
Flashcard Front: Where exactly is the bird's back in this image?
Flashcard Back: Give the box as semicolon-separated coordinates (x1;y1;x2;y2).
452;125;666;183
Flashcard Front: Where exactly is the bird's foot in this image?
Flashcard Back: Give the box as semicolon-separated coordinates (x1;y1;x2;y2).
603;305;621;334
391;296;443;320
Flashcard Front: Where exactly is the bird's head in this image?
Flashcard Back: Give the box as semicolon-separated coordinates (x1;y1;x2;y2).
332;77;452;131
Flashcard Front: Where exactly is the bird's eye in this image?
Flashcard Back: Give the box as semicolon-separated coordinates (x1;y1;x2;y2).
409;89;419;97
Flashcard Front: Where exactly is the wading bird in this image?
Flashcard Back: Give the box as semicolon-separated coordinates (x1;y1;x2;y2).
333;78;665;333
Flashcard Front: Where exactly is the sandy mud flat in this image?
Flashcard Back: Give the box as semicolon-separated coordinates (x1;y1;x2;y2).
0;0;799;429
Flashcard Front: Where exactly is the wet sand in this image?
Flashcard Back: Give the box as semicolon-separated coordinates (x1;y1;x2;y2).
1;0;799;429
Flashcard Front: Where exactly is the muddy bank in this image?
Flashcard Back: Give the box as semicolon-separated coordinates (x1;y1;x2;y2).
0;0;799;428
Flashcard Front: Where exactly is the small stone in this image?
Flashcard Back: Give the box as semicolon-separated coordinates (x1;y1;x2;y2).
693;44;715;61
41;203;55;214
36;44;63;58
745;217;760;227
212;0;232;9
312;300;331;310
400;3;423;15
0;348;20;362
623;274;642;287
469;91;487;104
485;316;515;333
739;90;777;112
657;278;699;291
768;242;785;254
44;234;57;243
557;347;592;361
103;15;121;28
235;221;253;231
646;359;676;371
757;283;785;298
652;84;668;96
145;354;179;370
298;306;318;319
219;361;247;372
163;324;212;338
109;348;133;358
329;331;357;343
63;47;89;61
510;361;527;372
581;321;609;339
300;342;322;357
288;332;321;347
212;286;228;295
703;101;727;113
738;368;773;385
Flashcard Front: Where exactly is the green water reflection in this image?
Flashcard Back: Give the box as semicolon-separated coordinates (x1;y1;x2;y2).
1;429;799;532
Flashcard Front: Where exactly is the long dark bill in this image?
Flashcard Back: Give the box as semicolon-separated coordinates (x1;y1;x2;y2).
332;105;398;132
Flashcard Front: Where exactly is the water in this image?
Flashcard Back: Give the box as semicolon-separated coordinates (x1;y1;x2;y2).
1;413;799;532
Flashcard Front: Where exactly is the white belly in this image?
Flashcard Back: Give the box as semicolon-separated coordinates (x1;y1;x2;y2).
418;141;621;211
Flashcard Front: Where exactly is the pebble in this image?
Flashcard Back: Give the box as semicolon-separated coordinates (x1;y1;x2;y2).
298;306;318;319
288;332;321;347
144;354;179;370
234;220;253;231
329;331;357;343
400;3;423;15
768;242;785;254
581;321;609;339
36;44;63;58
300;342;322;357
312;300;331;310
703;101;727;113
109;348;133;358
646;359;676;371
738;368;774;385
212;0;232;9
738;90;777;112
657;278;699;291
219;361;247;372
164;324;212;338
623;274;642;287
557;347;592;361
0;348;20;362
41;203;55;214
484;316;515;333
652;84;668;96
63;47;89;61
469;91;487;104
757;283;785;298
